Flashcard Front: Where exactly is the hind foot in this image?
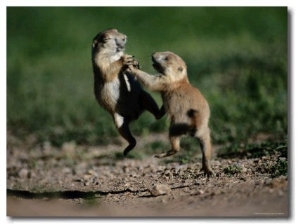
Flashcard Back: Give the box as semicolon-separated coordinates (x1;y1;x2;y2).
200;165;214;178
154;150;177;158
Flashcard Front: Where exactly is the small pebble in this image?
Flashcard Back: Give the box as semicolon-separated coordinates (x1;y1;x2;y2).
149;184;171;197
18;168;30;179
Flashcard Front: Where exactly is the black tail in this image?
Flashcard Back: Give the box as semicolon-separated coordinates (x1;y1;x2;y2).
187;109;200;135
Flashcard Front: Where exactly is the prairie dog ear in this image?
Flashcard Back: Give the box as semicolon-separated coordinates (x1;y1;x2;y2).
92;40;98;48
178;66;183;72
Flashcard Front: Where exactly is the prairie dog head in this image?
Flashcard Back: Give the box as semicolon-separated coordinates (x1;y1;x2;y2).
152;51;187;82
92;29;127;61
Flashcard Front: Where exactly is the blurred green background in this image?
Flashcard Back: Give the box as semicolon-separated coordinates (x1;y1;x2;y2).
7;7;287;153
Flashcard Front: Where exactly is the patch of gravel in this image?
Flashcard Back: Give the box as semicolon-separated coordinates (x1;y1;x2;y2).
7;135;289;217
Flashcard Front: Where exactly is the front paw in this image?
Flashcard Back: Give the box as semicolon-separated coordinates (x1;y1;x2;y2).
122;54;136;65
122;54;140;69
131;59;140;69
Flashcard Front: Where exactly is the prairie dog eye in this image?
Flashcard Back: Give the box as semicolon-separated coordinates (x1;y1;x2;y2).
178;66;183;72
103;37;111;42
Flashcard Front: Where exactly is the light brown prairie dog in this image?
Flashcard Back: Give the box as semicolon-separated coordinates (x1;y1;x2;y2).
127;51;213;177
92;29;164;156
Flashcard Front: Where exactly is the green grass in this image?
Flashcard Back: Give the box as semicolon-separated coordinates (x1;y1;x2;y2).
7;7;288;155
217;138;288;159
224;164;242;175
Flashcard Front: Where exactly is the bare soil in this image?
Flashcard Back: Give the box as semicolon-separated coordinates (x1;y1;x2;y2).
6;133;289;217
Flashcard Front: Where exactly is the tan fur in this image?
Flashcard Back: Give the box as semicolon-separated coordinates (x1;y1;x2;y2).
127;51;213;177
92;29;164;156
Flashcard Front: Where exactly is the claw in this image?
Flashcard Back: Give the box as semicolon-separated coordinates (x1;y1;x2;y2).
200;167;214;178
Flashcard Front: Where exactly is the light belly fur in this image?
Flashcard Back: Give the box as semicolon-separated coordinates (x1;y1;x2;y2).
100;79;120;111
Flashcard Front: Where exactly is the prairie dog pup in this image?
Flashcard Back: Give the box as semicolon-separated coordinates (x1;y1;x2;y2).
127;51;213;176
92;29;163;156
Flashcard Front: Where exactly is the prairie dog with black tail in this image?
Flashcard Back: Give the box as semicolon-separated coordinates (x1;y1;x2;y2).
92;29;164;156
127;51;213;177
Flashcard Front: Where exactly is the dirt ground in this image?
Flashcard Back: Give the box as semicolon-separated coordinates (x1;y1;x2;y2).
6;133;289;218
